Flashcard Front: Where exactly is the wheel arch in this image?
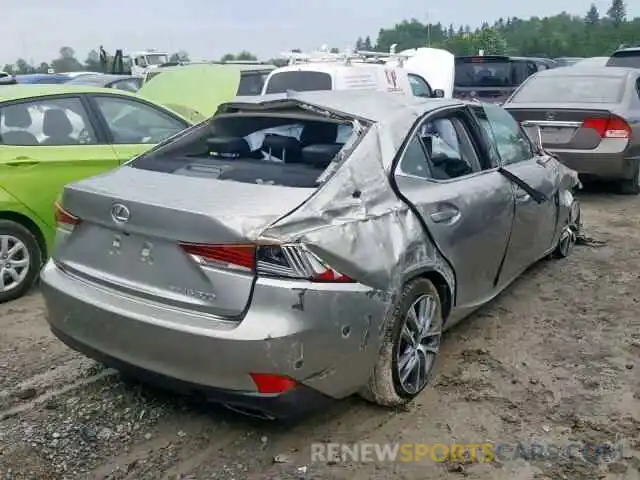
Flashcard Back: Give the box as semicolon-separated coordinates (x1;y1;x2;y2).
0;211;48;260
405;268;453;322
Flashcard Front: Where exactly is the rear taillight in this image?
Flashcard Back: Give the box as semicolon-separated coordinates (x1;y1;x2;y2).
249;373;298;394
179;243;354;283
54;202;79;230
582;116;631;139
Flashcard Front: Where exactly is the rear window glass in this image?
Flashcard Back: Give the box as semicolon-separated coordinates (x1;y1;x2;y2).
606;51;640;68
510;75;626;103
237;72;269;95
264;71;332;94
455;58;537;87
129;115;356;188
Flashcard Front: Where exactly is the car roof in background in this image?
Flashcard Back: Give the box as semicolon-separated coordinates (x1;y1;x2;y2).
532;65;636;78
613;47;640;53
67;74;136;85
220;90;461;123
0;84;139;102
154;63;276;74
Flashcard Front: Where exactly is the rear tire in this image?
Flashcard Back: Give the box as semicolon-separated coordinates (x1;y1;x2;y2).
619;162;640;195
360;278;443;407
0;220;42;304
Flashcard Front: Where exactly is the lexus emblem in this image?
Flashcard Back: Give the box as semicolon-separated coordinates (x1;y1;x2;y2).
111;203;130;223
545;111;556;120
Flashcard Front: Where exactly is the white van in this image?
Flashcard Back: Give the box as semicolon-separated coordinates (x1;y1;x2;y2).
261;46;454;99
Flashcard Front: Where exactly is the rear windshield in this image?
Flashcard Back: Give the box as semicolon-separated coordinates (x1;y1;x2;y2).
510;75;626;103
129;115;356;188
264;71;332;94
606;51;640;68
237;72;269;95
455;58;537;87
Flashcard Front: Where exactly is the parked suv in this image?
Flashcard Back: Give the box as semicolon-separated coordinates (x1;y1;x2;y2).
606;47;640;68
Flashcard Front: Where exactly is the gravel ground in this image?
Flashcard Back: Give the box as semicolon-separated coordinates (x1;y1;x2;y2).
0;190;638;480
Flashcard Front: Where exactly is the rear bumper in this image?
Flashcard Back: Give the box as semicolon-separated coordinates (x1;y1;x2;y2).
549;150;636;180
40;260;387;404
50;325;332;420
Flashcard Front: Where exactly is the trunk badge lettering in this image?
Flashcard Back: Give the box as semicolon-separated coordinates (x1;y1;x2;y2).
109;234;122;255
140;242;154;264
111;204;130;223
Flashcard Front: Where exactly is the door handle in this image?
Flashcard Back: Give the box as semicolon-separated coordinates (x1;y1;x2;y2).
430;207;460;223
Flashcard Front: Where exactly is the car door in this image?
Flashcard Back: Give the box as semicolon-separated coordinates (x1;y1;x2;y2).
0;95;119;228
471;103;559;284
393;107;515;307
88;94;190;162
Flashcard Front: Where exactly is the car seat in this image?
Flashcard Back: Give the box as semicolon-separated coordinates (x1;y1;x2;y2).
1;105;38;145
300;122;339;147
261;134;303;163
301;144;343;168
41;109;76;145
207;136;251;157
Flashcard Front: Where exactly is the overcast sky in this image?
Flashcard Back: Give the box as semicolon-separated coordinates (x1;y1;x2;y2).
2;0;638;65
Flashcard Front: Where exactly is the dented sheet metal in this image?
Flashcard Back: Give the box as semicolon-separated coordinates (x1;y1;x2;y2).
219;91;458;293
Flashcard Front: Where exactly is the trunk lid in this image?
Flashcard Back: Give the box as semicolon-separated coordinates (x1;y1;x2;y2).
506;105;618;150
56;166;313;319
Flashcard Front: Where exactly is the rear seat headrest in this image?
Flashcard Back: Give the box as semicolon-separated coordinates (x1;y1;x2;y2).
261;134;302;162
207;136;250;156
301;144;343;168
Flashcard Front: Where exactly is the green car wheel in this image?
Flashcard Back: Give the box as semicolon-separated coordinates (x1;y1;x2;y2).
0;220;42;303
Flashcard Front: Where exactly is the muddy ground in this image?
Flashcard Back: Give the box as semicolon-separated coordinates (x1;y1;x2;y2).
0;190;638;480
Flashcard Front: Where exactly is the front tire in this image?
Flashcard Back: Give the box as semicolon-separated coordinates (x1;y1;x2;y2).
360;278;443;407
0;220;42;303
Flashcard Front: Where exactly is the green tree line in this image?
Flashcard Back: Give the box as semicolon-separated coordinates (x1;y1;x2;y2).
2;48;262;75
2;0;635;74
361;0;635;56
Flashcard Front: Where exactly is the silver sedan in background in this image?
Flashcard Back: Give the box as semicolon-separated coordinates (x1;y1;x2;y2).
504;66;640;193
40;91;581;419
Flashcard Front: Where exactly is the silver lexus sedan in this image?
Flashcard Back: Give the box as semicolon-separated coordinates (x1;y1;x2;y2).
41;91;581;419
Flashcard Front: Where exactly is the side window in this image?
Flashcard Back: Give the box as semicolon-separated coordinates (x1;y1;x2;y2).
399;115;482;180
636;78;640;100
237;72;269;96
478;104;533;165
407;74;433;98
93;96;187;145
0;97;97;146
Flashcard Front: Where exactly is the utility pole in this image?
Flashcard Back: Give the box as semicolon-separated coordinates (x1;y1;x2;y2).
426;13;432;47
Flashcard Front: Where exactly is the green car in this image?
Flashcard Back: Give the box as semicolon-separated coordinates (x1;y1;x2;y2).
0;64;268;302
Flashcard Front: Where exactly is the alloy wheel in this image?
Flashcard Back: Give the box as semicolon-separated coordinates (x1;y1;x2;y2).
0;235;31;293
396;294;442;395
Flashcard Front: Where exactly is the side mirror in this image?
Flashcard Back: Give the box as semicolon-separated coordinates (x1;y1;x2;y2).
432;89;445;98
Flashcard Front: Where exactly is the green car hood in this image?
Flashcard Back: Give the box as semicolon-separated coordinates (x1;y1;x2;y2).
138;64;241;122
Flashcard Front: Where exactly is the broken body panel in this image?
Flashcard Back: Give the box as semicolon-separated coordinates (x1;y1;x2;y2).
41;91;579;408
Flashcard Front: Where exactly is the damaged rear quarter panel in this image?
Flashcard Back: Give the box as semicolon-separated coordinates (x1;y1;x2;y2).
256;123;455;393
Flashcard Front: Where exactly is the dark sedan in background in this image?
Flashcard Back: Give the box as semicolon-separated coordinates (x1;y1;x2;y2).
453;55;555;104
606;47;640;68
504;66;640;193
66;74;142;92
